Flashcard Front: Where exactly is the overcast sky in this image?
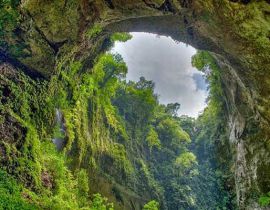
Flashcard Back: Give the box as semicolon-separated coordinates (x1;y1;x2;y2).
111;32;208;118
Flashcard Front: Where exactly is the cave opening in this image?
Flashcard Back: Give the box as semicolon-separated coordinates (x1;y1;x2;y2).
1;1;269;210
111;32;208;118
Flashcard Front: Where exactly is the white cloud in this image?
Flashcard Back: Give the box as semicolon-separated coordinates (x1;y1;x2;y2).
111;32;208;118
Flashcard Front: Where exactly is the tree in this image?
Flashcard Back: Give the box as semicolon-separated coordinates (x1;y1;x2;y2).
165;103;180;117
174;152;198;177
99;53;128;88
157;117;190;152
136;76;155;90
113;78;157;130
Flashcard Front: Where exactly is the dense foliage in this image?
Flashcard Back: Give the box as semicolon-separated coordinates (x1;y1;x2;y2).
0;30;235;209
110;49;237;209
113;77;198;209
0;169;37;209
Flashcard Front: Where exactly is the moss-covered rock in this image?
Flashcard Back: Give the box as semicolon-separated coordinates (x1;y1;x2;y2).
1;0;270;209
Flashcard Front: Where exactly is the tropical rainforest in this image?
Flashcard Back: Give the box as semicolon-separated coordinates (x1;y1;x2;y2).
0;0;270;210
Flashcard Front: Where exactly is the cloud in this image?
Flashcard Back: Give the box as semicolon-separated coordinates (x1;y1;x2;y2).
111;32;208;118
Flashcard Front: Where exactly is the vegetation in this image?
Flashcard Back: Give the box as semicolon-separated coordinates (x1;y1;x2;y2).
0;32;235;209
0;0;268;209
189;50;236;209
112;74;232;209
0;45;129;208
143;200;159;210
0;169;37;209
259;192;270;207
90;194;114;210
0;0;27;57
146;127;161;151
110;33;133;42
86;24;103;39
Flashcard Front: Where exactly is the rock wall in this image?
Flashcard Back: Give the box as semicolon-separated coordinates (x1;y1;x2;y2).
1;0;270;209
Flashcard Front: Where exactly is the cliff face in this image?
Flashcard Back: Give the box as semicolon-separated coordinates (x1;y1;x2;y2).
1;0;270;209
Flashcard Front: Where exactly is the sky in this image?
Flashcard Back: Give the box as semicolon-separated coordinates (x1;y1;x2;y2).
111;32;208;118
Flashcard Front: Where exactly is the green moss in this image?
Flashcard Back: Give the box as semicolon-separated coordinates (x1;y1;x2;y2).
197;0;270;75
0;72;45;189
110;33;132;42
23;0;80;42
0;169;37;210
86;24;103;39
